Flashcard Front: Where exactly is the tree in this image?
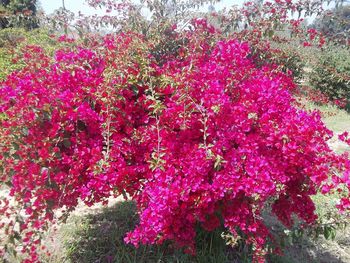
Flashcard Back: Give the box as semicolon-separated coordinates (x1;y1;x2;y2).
0;0;38;30
312;3;350;43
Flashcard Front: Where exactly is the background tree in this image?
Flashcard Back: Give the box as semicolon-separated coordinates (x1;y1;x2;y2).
0;0;38;30
0;0;10;28
312;2;350;44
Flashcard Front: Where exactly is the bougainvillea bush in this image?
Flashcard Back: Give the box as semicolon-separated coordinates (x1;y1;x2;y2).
1;0;350;262
1;20;350;263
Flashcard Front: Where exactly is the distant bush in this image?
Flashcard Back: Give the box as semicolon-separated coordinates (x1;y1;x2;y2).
0;28;69;80
0;0;39;30
265;47;305;82
0;28;26;80
309;46;350;110
311;4;350;45
0;28;58;48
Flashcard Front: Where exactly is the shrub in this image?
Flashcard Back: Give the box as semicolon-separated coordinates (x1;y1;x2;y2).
0;28;72;80
0;0;39;30
311;4;350;45
309;46;350;110
0;28;27;80
1;20;350;263
2;1;350;262
252;44;305;82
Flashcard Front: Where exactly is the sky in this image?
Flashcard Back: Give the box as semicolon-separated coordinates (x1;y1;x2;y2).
40;0;98;15
38;0;338;25
39;0;246;15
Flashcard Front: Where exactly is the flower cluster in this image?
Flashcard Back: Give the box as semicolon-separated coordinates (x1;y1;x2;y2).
0;21;349;263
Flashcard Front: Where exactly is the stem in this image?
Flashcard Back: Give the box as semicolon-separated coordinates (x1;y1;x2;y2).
209;233;213;254
122;189;128;200
202;113;208;152
156;114;161;165
105;115;111;162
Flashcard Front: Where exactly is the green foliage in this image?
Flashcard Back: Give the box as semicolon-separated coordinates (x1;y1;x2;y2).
252;44;305;82
271;47;305;81
0;49;18;80
0;28;24;80
0;26;27;47
0;28;65;80
309;46;350;109
312;4;350;42
0;0;38;29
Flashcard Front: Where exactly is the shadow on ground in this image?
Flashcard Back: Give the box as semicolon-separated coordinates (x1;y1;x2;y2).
57;201;241;263
265;211;350;263
49;201;349;263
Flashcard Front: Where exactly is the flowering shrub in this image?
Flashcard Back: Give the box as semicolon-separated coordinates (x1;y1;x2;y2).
0;28;72;80
1;19;350;263
309;47;350;111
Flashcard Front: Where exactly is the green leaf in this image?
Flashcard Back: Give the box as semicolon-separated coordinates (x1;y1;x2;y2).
324;226;331;240
12;153;20;160
330;227;337;240
63;138;71;148
268;30;274;38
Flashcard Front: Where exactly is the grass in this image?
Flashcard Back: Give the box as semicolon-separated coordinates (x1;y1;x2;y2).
39;198;349;263
41;201;243;263
300;100;350;154
303;101;350;134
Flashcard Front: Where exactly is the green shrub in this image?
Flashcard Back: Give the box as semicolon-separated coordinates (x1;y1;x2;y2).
0;28;68;80
0;48;19;80
253;43;306;82
272;47;305;81
309;46;350;109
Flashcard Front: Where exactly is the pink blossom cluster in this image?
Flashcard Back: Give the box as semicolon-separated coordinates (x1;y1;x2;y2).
0;22;350;262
